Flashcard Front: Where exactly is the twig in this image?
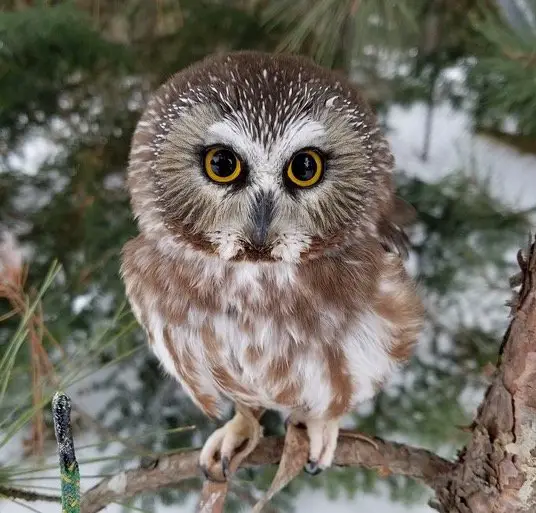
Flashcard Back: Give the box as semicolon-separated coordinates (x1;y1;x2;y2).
53;392;81;513
0;486;60;503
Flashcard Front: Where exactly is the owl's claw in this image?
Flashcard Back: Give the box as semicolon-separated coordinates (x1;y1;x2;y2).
199;462;227;483
221;456;230;479
304;459;323;476
305;418;340;472
199;410;262;482
285;415;332;474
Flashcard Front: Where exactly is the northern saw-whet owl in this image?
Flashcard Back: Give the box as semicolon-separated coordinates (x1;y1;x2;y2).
121;51;424;480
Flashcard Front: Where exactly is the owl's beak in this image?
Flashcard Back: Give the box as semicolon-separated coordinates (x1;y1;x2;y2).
250;191;274;248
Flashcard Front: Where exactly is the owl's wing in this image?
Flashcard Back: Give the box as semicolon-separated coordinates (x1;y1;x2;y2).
379;196;416;258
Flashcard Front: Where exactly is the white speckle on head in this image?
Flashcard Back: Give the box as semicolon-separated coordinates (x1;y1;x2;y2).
325;96;338;108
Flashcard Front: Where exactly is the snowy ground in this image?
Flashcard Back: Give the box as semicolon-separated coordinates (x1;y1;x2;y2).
1;101;536;513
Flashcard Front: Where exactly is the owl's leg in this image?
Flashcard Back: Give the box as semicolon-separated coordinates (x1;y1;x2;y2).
303;418;340;475
199;406;263;482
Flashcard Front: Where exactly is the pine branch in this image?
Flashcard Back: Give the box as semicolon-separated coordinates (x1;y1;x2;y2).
80;432;454;513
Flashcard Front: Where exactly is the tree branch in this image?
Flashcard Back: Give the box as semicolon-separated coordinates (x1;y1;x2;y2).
434;235;536;512
80;433;454;513
0;485;60;503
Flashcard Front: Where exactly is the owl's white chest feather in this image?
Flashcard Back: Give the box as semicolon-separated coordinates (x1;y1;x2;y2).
139;260;397;420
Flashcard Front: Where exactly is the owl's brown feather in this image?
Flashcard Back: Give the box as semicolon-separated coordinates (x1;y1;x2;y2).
121;51;424;475
122;232;423;420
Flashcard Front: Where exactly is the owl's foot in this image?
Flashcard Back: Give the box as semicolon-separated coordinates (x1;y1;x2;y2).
303;419;340;475
199;409;262;482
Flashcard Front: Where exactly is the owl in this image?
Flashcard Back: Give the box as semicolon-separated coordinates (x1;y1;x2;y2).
121;51;424;480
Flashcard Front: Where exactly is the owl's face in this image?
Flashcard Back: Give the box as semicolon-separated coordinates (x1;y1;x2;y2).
128;52;395;263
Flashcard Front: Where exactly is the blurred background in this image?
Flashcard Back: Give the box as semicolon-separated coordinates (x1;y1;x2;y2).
1;0;536;512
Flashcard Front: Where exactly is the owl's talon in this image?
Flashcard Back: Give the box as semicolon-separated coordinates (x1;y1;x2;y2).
304;459;323;476
199;463;227;483
199;410;261;482
221;456;230;479
306;418;340;471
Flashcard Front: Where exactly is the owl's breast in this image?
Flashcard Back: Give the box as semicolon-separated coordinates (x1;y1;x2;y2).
146;282;406;421
122;237;422;420
150;302;341;418
140;273;357;419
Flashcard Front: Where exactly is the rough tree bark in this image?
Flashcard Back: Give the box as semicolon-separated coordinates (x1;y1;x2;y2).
80;433;454;513
6;237;536;512
432;236;536;512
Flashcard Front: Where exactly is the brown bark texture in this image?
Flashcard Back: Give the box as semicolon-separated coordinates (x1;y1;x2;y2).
80;430;453;513
432;237;536;512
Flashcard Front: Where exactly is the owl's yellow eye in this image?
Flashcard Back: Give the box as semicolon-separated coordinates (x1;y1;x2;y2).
204;147;242;184
286;149;324;188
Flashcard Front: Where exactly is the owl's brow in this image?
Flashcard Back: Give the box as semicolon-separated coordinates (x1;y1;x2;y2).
204;117;327;168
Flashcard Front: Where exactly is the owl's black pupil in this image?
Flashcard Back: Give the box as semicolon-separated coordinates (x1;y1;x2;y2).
292;153;317;181
210;149;236;177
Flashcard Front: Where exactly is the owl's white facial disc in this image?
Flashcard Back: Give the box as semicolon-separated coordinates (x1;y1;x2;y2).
203;117;327;262
127;51;396;264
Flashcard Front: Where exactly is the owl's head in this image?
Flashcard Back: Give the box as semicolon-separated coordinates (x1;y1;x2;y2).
128;51;398;263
